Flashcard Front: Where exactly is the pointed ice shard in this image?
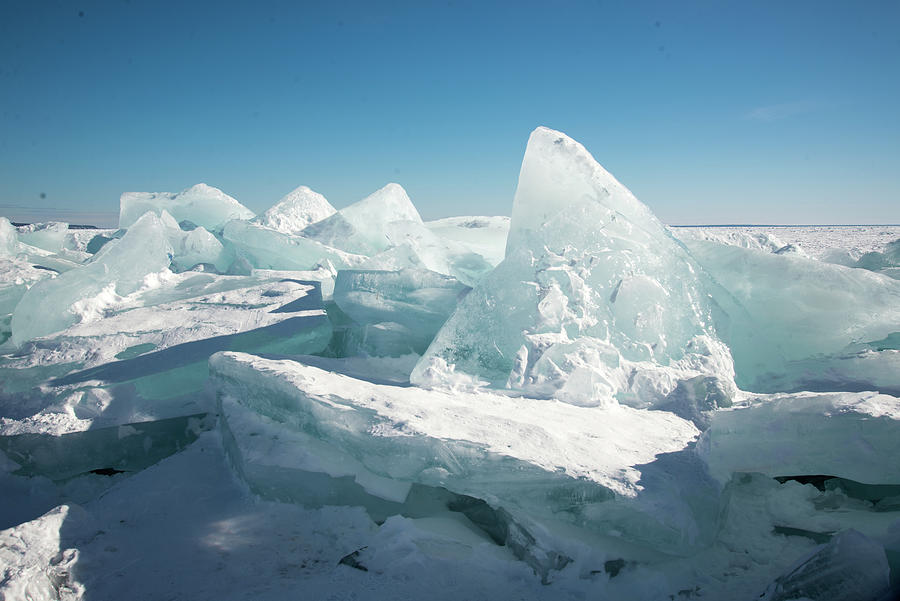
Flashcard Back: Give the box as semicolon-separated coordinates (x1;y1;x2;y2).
412;127;735;408
119;183;254;231
11;212;174;345
256;185;336;234
301;183;422;256
0;217;18;256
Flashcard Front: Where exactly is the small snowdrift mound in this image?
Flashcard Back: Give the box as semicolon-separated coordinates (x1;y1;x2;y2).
256;185;336;234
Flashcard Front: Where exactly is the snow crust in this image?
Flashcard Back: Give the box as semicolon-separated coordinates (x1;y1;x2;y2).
256;185;336;234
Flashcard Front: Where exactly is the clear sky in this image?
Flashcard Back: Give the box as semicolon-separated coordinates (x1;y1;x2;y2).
1;0;898;226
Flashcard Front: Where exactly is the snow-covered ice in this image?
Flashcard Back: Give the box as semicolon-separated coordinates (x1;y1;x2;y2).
256;185;336;234
1;126;899;601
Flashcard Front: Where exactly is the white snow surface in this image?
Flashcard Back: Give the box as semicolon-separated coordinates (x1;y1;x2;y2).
256;185;336;234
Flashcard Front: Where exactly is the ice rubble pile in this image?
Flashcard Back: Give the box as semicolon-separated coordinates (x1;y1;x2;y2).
1;128;899;601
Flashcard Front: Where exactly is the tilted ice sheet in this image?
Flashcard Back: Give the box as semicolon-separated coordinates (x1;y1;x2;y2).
333;269;469;337
364;221;495;287
256;185;336;234
413;127;736;408
698;390;900;485
425;216;510;266
10;212;174;346
0;272;332;436
119;183;254;231
16;222;69;254
683;240;900;392
211;352;699;499
0;217;18;256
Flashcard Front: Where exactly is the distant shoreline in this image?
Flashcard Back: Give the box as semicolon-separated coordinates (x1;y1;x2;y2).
668;224;900;228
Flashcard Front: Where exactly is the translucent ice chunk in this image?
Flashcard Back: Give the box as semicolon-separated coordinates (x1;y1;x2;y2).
683;240;900;391
222;219;366;271
301;183;422;256
425;216;510;266
759;529;890;601
11;212;174;345
699;391;900;485
364;221;495;286
333;269;469;338
119;183;254;231
0;217;18;256
16;222;68;253
167;223;230;273
855;238;900;279
256;185;336;234
413;127;735;408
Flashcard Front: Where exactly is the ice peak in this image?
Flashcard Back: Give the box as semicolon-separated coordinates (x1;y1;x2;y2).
258;185;336;234
508;127;652;253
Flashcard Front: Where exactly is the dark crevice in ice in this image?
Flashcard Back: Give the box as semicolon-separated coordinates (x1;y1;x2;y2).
771;526;834;545
88;467;128;476
338;547;369;571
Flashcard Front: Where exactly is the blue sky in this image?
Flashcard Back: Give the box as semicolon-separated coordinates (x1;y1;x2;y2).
1;0;898;226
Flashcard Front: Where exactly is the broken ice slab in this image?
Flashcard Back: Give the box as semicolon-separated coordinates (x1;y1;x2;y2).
0;413;213;482
40;279;331;385
0;217;18;256
118;183;254;231
10;212;175;346
300;183;422;256
0;276;331;434
759;529;891;601
413;127;736;407
255;185;336;234
425;216;511;266
167;223;231;273
333;269;470;337
222;219;366;272
210;352;720;557
683;240;900;392
377;221;495;287
698;391;900;486
855;238;900;280
16;222;69;253
321;305;435;357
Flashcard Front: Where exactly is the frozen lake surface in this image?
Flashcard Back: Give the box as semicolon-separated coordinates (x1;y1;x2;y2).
1;128;898;601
